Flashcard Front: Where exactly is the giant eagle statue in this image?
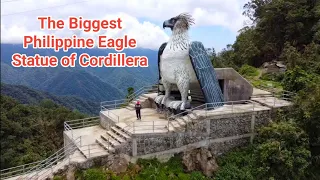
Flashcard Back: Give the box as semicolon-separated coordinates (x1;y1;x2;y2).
155;13;224;112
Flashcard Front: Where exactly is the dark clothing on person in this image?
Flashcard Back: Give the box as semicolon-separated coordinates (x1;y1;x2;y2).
136;110;141;119
135;104;141;119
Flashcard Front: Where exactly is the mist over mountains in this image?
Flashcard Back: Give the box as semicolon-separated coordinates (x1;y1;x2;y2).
1;43;159;103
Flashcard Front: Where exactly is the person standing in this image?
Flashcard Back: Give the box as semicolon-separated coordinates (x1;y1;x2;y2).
135;101;141;120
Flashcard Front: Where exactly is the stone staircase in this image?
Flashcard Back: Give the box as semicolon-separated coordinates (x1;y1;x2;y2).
126;89;158;111
78;144;109;159
96;123;132;153
126;95;150;110
168;112;199;131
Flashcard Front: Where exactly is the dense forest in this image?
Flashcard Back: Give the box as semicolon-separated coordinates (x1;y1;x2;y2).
0;96;87;169
210;0;320;179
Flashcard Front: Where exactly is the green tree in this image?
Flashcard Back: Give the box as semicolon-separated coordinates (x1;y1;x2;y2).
282;67;318;92
126;87;134;101
254;121;311;180
291;83;320;166
0;95;86;169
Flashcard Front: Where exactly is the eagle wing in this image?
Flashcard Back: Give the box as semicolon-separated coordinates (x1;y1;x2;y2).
157;42;167;94
189;41;224;108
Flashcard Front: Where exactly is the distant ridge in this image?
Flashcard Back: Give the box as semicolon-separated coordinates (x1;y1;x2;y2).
1;83;100;115
1;43;158;100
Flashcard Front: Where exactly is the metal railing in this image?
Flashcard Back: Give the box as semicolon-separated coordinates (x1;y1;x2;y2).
2;114;111;180
78;143;110;159
64;116;100;139
100;85;155;110
0;137;82;180
251;89;296;106
99;85;155;123
166;100;258;132
166;89;295;132
254;86;297;101
114;120;168;135
0;160;43;179
64;116;100;129
100;106;120;123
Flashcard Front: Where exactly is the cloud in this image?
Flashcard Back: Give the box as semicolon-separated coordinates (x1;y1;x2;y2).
1;0;247;49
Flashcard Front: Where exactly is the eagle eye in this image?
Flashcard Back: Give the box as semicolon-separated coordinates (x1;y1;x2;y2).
170;18;177;23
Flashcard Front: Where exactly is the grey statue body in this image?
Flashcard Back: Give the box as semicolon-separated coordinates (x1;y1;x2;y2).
160;13;197;110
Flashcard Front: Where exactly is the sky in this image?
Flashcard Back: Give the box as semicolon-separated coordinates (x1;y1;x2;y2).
1;0;250;52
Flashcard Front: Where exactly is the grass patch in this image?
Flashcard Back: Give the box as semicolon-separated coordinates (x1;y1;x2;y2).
239;64;259;77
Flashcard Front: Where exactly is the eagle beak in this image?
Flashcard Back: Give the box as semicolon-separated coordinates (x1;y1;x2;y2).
163;20;174;30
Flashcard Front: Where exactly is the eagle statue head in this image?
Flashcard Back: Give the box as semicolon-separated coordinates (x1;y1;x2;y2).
163;13;195;31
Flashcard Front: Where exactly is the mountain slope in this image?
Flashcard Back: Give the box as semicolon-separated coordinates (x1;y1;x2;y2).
37;70;124;101
1;83;100;115
1;44;159;97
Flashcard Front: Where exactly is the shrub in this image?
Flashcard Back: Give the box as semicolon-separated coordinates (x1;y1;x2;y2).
53;176;64;180
254;121;311;180
282;67;318;92
215;146;256;180
190;171;208;180
83;168;107;180
239;64;259;77
260;72;284;82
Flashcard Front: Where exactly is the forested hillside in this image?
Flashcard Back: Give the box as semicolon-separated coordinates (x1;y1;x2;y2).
209;0;320;179
1;83;99;115
0;44;158;101
0;95;87;169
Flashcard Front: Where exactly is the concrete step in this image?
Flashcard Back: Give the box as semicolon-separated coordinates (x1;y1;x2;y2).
96;138;115;152
168;125;176;131
126;106;134;110
132;97;148;103
128;103;135;108
101;134;121;147
182;115;192;123
116;123;133;136
141;93;155;98
168;122;177;131
170;121;181;129
79;144;108;158
106;130;126;143
187;113;198;120
111;126;131;140
70;150;87;163
176;118;186;126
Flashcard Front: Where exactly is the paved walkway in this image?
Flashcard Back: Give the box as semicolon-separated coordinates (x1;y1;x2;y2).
251;96;292;108
103;108;167;123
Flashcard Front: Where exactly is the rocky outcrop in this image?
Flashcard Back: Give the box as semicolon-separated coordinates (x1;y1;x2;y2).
106;154;130;174
182;147;219;177
66;165;76;180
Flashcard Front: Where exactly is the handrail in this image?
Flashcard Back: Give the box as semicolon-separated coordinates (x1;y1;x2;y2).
0;160;43;179
24;137;80;178
166;100;255;132
4;137;81;180
101;106;120;123
2;115;108;179
166;90;294;132
29;145;78;179
100;85;154;104
100;85;154;110
100;85;155;124
65;116;100;123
